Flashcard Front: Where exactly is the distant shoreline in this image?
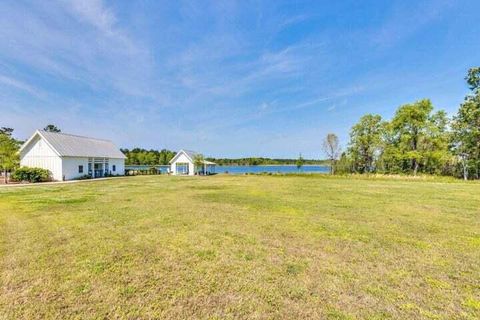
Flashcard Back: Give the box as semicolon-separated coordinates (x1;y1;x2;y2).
217;164;329;167
125;164;329;167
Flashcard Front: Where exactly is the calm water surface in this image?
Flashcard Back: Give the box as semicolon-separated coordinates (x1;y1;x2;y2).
216;165;329;174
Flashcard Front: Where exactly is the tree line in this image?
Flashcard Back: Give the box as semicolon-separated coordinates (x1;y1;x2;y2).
322;67;480;180
121;148;176;166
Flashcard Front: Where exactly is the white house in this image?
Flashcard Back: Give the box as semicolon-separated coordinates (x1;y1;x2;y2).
19;130;126;181
169;149;216;175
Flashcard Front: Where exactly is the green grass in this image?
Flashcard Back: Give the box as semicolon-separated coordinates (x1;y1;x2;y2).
0;175;479;319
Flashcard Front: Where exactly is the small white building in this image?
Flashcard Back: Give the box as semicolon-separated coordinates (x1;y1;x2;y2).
19;130;126;181
169;149;216;175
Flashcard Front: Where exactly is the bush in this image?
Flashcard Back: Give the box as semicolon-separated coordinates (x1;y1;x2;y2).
75;174;92;180
12;167;52;183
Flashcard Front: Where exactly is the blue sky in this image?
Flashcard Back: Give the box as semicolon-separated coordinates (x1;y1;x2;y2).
1;0;479;158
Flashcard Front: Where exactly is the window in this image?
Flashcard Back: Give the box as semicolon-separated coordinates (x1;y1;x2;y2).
112;165;116;172
78;165;84;174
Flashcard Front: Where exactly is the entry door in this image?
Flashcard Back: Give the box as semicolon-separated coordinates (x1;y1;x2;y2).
176;163;189;175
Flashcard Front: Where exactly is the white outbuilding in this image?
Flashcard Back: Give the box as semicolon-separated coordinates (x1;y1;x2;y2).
169;149;216;175
19;130;126;181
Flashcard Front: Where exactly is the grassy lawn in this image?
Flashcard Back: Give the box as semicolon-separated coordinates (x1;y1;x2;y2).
0;175;479;319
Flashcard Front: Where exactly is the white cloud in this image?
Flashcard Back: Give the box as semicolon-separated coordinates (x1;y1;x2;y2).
64;0;116;34
0;75;44;98
327;104;336;112
372;0;454;47
0;0;155;100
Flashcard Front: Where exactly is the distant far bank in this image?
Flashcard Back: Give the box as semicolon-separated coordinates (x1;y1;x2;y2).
206;158;329;166
214;165;329;174
217;164;327;166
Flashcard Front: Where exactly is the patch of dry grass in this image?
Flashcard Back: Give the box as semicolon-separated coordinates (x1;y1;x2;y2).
0;175;479;319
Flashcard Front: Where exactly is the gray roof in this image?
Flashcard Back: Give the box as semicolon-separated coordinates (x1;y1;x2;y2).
169;149;216;165
168;149;198;163
23;130;126;159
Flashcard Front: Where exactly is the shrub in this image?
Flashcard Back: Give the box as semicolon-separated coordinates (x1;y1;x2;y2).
12;167;52;183
75;174;92;180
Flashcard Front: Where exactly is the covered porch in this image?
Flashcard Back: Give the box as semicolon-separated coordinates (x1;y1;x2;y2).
175;162;190;175
173;160;216;175
88;158;111;178
197;160;216;175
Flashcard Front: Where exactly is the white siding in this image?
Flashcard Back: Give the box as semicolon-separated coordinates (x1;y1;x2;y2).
62;157;89;180
109;158;125;176
170;153;194;175
20;135;63;181
63;157;124;180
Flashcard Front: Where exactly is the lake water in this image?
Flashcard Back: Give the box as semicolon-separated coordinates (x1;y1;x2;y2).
215;165;329;174
125;165;329;174
125;165;170;172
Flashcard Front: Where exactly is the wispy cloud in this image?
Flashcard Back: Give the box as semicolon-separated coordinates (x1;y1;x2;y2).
0;75;44;98
372;0;454;47
64;0;116;34
266;86;364;115
327;104;337;112
278;14;310;29
0;0;153;98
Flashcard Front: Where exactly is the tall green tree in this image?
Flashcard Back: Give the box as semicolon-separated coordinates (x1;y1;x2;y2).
44;124;61;133
0;132;20;183
422;110;452;175
348;114;384;173
380;100;452;175
452;67;480;179
388;99;445;175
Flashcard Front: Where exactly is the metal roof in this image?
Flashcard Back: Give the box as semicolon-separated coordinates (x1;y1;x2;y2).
169;149;216;165
22;130;126;159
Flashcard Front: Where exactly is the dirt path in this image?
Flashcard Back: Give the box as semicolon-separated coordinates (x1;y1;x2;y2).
0;176;129;188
